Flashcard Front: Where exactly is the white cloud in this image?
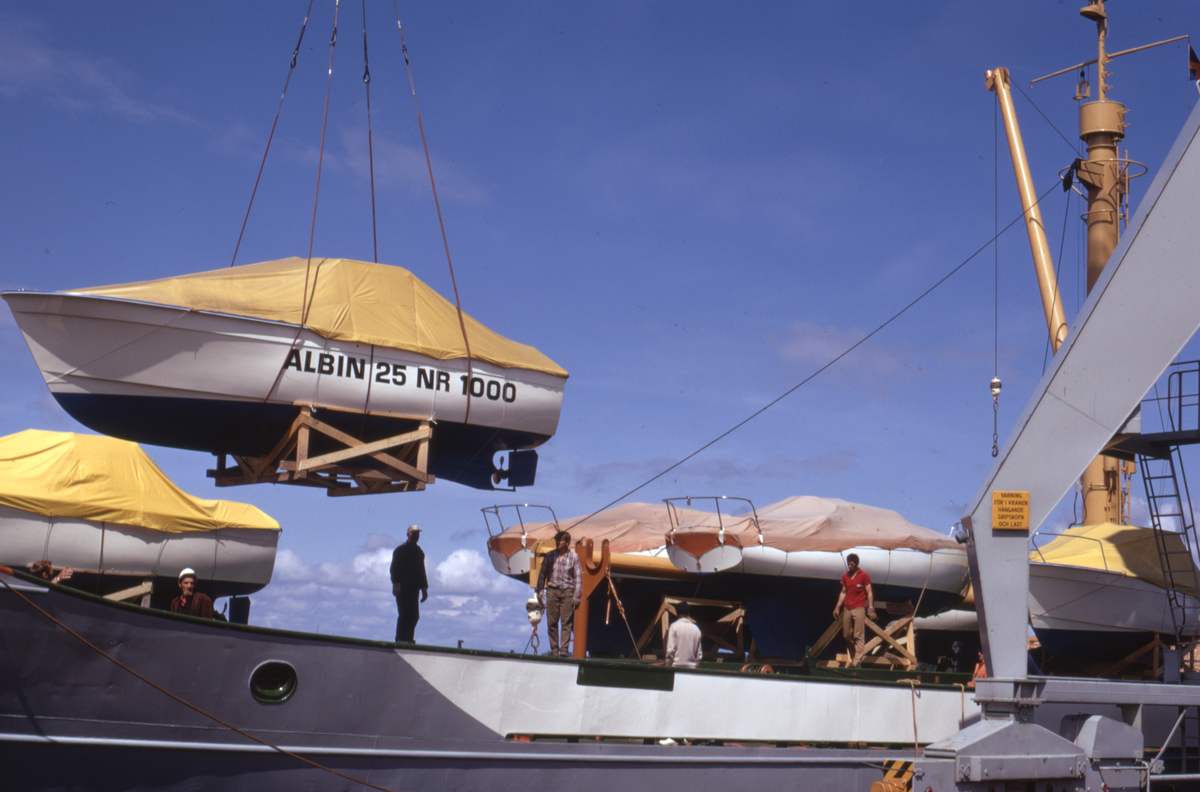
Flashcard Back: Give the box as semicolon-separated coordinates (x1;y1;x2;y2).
435;548;524;595
244;544;531;651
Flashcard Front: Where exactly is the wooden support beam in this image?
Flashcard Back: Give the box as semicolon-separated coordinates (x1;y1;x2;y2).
104;580;153;603
208;410;435;496
1095;635;1168;678
863;616;918;665
810;619;843;659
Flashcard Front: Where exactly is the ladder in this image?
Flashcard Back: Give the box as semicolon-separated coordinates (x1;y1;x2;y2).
1139;444;1200;644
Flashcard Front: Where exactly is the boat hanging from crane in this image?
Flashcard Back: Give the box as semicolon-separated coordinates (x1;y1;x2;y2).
3;257;568;495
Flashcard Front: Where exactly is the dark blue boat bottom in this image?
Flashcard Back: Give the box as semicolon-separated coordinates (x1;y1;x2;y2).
1033;627;1156;665
584;573;963;661
54;393;550;490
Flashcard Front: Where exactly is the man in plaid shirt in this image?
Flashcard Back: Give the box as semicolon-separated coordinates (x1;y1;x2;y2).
536;531;583;657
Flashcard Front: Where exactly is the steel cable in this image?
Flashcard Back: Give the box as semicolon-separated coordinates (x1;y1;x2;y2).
230;0;315;268
567;179;1068;532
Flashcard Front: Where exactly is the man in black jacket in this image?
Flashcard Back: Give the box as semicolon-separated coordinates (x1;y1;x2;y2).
390;525;429;642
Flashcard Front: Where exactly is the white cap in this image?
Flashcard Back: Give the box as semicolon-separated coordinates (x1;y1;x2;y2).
407;524;420;533
178;567;196;582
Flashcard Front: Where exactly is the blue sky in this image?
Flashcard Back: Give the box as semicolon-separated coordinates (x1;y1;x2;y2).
3;1;1199;650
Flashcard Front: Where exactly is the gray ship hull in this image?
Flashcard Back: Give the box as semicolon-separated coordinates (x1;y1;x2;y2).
0;568;1110;791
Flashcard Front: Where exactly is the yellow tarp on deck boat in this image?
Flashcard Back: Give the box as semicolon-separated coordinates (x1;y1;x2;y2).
70;257;568;378
0;430;280;534
1032;522;1190;591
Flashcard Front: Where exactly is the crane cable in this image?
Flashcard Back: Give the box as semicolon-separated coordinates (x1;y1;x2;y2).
300;0;340;329
566;179;1067;533
362;0;379;263
392;3;475;438
229;0;315;269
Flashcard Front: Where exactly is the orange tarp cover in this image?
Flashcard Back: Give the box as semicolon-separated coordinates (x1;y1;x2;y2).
496;496;956;554
71;257;568;378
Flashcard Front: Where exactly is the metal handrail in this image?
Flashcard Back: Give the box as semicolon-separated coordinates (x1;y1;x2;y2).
662;496;762;546
481;504;559;549
1029;530;1111;572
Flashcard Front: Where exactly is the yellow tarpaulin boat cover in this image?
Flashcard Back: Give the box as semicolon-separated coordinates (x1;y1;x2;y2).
71;257;568;378
1032;522;1189;591
0;430;280;534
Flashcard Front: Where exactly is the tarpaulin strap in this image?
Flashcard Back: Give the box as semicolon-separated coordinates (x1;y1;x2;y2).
229;0;315;268
0;572;403;792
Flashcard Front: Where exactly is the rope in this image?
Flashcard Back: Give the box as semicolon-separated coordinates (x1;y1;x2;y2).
604;568;642;659
361;0;379;263
952;683;966;728
391;3;475;440
0;571;403;792
523;623;540;654
229;0;315;268
567;179;1066;532
899;678;920;756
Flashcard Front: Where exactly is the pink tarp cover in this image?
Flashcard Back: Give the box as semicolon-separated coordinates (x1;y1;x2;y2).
496;496;956;554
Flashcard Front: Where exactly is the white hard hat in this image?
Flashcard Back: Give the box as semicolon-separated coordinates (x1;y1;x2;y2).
178;567;197;582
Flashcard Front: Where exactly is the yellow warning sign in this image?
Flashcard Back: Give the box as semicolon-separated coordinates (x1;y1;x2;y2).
992;491;1030;531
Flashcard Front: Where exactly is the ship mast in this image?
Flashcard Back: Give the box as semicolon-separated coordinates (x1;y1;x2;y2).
1073;0;1134;526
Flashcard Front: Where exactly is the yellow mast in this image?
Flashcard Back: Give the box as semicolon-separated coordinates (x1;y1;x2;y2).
1074;1;1134;526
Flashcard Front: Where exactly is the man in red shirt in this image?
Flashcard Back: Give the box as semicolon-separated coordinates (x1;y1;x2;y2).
832;553;876;666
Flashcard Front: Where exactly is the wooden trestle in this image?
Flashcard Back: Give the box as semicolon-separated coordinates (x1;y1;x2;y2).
207;411;434;496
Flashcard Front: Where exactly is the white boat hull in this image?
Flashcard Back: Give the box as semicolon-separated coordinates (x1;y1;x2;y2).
667;543;970;603
0;503;277;597
1028;562;1200;660
3;292;566;489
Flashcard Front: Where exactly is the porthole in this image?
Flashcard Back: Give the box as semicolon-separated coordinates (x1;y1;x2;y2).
249;661;298;704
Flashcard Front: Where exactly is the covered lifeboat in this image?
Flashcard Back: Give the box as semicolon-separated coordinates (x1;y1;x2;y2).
3;257;568;491
664;495;970;614
0;429;279;605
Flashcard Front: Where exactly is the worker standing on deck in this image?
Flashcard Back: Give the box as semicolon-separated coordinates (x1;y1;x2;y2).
665;601;702;668
832;553;876;666
536;531;582;657
391;525;429;643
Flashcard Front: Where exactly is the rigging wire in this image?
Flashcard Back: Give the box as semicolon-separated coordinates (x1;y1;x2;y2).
362;0;379;263
1014;81;1080;156
566;179;1067;533
391;2;476;438
992;92;1000;458
301;0;341;328
229;0;315;268
1041;190;1074;376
